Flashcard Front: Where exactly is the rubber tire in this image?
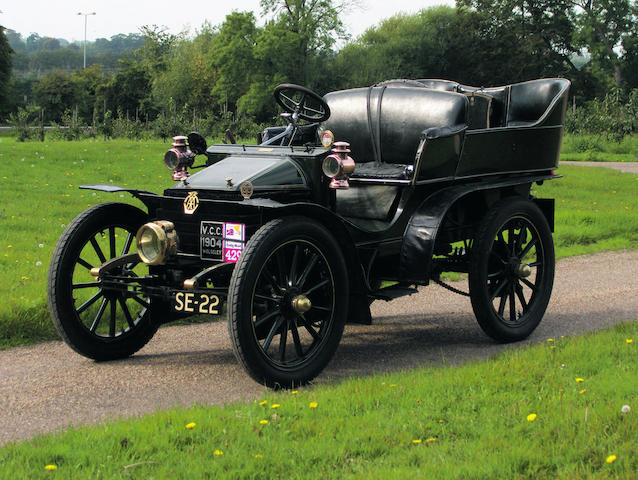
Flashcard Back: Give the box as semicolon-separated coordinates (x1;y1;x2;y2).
469;198;555;342
48;203;158;360
228;216;348;388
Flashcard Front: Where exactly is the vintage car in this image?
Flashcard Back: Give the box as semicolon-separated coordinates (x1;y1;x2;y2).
48;77;570;388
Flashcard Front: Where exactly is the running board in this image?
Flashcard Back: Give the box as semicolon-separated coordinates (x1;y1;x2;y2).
371;283;418;302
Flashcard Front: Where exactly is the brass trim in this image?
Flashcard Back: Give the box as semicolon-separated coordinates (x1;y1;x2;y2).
291;295;312;314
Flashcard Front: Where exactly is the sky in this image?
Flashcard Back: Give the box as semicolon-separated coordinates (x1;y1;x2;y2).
1;0;455;43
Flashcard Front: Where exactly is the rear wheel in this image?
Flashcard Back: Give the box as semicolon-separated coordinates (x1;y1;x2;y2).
469;198;554;342
48;203;157;360
228;217;348;388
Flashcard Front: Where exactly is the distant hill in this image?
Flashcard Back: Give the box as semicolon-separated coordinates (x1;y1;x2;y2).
6;29;144;76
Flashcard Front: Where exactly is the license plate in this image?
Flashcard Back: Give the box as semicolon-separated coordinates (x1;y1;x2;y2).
200;221;245;262
171;291;222;315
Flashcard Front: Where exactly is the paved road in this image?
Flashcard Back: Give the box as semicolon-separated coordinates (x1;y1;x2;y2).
2;250;638;446
561;161;638;174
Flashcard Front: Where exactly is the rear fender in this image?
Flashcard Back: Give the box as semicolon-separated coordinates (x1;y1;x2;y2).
400;174;558;284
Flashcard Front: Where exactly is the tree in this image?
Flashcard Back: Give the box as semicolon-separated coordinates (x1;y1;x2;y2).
209;12;258;114
0;26;14;119
568;0;637;87
260;0;350;84
33;70;76;122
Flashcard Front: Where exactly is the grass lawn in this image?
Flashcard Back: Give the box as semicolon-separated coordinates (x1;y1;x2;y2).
0;321;635;479
1;136;638;348
560;134;638;162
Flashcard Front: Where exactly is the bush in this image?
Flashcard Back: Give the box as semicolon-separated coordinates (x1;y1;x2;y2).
567;88;638;141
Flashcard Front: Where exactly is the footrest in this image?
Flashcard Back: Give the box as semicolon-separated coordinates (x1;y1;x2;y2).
372;283;418;301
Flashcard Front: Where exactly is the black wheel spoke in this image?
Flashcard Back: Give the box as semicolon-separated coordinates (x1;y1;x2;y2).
121;232;134;255
76;291;103;314
290;321;304;357
109;299;117;337
296;254;318;288
497;291;507;316
487;269;506;280
131;295;150;309
299;314;320;341
89;298;109;332
490;278;509;301
509;283;516;322
527;261;542;268
515;283;528;310
289;244;300;285
262;316;284;352
89;236;107;264
77;257;94;271
262;266;283;295
303;278;329;296
72;281;99;289
311;305;331;312
275;251;288;287
254;308;281;329
498;231;510;256
109;227;116;259
255;293;282;303
119;298;136;329
519;238;537;260
278;319;288;362
520;277;538;292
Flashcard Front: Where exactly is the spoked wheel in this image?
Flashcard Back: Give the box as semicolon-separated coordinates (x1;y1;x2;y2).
228;217;348;388
48;203;157;360
469;198;555;342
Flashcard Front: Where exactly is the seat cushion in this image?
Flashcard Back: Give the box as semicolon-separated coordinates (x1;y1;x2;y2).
352;162;411;179
322;87;468;165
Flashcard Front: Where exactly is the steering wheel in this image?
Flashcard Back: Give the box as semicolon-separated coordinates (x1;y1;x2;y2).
274;84;331;122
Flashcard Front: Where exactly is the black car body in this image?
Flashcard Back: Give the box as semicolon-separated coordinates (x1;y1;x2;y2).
49;78;570;387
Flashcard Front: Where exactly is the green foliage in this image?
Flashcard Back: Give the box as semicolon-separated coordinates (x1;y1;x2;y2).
32;70;76;123
566;88;638;140
1;321;637;478
0;26;13;119
7;106;43;142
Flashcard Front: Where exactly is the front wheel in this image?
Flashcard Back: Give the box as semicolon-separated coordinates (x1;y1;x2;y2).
48;203;157;360
228;217;348;388
469;198;555;342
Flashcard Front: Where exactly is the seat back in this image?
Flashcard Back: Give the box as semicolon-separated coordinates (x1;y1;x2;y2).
322;86;467;165
506;78;570;127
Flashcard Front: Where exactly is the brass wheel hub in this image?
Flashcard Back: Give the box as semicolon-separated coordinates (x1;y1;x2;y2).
516;263;532;278
291;295;312;314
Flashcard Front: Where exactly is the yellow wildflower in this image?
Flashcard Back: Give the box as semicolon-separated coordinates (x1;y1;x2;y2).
627;339;633;344
606;455;617;464
259;420;269;425
309;401;318;409
412;439;422;444
547;338;554;343
270;404;280;409
259;400;267;406
44;465;57;471
291;390;298;395
255;454;263;459
579;389;586;394
575;378;584;383
214;450;224;456
185;422;196;429
526;413;537;422
425;437;436;443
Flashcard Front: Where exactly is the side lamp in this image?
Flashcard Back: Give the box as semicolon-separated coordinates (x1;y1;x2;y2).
164;135;195;181
322;141;355;189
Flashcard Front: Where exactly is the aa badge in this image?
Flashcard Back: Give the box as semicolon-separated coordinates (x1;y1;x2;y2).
183;191;199;214
240;181;254;199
